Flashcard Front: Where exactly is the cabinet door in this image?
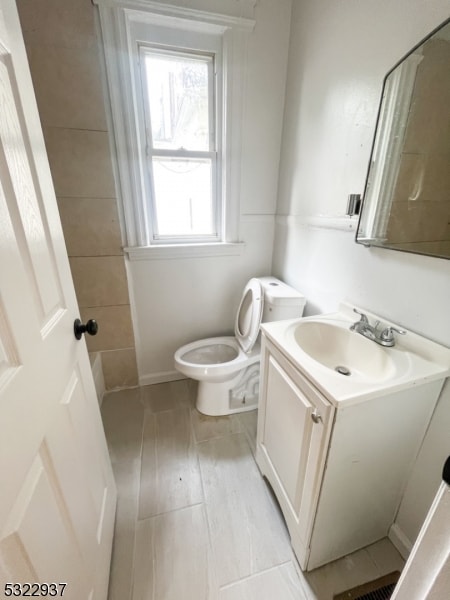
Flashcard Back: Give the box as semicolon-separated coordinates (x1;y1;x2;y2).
263;355;314;512
256;339;334;568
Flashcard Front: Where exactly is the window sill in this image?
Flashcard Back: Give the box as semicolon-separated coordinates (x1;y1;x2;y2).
124;242;246;260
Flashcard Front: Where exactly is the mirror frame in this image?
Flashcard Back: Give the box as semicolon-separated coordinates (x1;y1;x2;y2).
356;16;450;260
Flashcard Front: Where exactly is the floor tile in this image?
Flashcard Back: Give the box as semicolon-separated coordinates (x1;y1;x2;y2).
103;383;405;600
186;378;198;403
191;408;244;443
108;459;141;600
237;409;258;455
139;408;203;519
101;388;144;465
219;563;309;600
365;537;405;575
305;548;380;600
102;389;144;600
198;433;292;587
132;505;218;600
140;379;194;412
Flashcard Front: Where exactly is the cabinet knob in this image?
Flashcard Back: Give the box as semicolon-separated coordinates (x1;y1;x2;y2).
311;409;322;424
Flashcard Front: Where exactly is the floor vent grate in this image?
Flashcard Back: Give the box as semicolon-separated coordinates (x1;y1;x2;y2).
333;571;401;600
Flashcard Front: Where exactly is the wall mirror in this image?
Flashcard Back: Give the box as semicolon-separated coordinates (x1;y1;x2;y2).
356;18;450;259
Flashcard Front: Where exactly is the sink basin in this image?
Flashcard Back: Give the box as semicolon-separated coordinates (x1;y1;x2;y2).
260;303;450;405
292;321;396;381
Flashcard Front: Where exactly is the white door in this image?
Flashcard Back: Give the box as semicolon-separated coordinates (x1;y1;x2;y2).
0;1;117;599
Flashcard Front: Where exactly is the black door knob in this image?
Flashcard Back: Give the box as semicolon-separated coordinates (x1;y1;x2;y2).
74;318;99;340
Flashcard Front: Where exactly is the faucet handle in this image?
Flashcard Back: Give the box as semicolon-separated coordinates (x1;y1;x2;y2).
380;326;407;342
353;308;369;323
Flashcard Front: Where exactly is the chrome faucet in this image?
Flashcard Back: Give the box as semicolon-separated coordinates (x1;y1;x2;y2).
350;308;406;347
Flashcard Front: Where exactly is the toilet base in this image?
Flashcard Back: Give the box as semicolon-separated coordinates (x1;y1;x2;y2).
196;362;260;416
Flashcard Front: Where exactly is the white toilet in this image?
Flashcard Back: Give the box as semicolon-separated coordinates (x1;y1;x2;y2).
174;276;306;416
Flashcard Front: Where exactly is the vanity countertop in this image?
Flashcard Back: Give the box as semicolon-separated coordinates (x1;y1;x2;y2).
261;303;450;406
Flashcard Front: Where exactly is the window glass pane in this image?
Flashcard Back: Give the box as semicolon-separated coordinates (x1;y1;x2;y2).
144;51;211;151
152;158;214;236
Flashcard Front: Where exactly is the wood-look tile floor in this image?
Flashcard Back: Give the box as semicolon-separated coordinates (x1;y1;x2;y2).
101;380;405;600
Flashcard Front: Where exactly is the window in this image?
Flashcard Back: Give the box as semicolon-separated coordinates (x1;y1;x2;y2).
96;1;255;258
140;46;220;242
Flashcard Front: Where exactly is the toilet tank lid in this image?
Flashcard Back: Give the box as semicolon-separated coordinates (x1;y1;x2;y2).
258;276;306;307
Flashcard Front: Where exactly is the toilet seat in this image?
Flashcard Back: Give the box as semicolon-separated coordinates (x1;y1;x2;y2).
174;279;264;383
174;336;260;383
234;278;263;353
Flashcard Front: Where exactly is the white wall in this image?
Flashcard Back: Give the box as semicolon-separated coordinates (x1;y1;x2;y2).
273;0;450;554
128;0;292;384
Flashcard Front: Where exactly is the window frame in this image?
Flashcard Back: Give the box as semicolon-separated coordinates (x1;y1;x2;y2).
95;1;255;258
138;43;221;244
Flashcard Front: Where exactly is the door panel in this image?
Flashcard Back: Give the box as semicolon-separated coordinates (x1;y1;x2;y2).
0;294;20;387
2;456;89;596
0;47;63;328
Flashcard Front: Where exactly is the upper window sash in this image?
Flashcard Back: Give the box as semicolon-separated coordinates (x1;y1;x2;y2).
139;46;216;153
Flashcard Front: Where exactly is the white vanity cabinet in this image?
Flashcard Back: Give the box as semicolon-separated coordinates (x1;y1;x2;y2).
256;332;444;571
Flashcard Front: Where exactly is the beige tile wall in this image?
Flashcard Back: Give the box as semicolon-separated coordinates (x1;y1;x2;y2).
17;0;138;390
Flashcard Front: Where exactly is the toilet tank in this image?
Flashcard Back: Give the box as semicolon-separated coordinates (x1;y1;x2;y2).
259;276;306;323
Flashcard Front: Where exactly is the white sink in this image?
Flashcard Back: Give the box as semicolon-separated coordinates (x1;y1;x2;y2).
261;303;450;405
292;321;397;381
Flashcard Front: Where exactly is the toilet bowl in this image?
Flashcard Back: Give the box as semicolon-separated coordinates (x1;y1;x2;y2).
174;276;305;416
174;336;259;383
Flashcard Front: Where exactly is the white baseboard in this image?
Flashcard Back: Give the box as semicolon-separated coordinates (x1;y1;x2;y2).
139;370;187;386
389;523;413;560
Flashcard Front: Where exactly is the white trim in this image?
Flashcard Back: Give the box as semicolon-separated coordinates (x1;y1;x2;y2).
241;214;275;223
389;522;413;560
124;241;246;260
139;370;187;386
275;214;358;232
93;0;256;31
96;2;254;249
